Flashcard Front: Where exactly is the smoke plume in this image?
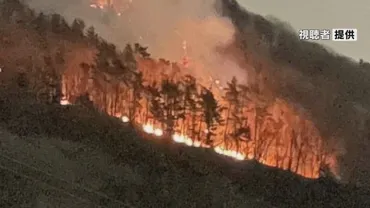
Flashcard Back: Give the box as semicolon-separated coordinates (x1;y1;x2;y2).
25;0;247;86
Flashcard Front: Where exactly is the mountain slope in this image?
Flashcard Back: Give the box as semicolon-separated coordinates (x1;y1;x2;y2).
0;90;369;207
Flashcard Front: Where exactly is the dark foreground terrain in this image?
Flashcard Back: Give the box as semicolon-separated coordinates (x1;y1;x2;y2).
0;90;369;208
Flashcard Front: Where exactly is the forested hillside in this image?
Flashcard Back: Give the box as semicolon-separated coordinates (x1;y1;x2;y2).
0;0;370;207
0;0;342;180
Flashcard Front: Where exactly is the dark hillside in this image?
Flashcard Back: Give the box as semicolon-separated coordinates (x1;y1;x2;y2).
1;83;369;207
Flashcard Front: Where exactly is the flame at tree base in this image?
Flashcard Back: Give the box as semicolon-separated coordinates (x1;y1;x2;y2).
60;98;321;176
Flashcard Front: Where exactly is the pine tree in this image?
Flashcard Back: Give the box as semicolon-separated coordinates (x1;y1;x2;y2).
86;26;98;45
32;12;48;32
129;71;144;121
182;75;199;137
71;18;85;37
157;79;184;136
50;13;61;33
223;76;240;149
199;88;224;147
123;44;137;72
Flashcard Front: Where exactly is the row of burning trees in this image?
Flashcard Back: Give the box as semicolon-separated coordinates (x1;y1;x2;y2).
60;44;332;179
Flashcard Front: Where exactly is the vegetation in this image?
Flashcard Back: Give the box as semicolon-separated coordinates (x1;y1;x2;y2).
0;0;369;207
0;0;337;179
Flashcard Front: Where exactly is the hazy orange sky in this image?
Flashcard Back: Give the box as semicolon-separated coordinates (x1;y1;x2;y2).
237;0;370;62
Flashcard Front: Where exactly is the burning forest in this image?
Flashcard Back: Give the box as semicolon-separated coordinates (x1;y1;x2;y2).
58;39;334;179
0;0;349;182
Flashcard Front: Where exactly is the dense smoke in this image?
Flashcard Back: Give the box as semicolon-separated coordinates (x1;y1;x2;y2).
25;0;247;86
24;0;370;184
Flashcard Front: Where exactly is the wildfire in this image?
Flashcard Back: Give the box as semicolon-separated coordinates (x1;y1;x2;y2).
138;123;245;160
64;100;246;160
59;42;329;179
60;98;71;105
214;146;245;160
121;116;129;122
142;123;163;136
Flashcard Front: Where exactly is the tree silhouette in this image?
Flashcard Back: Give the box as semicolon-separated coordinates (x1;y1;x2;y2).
182;75;200;138
158;79;184;136
123;44;137;72
128;71;144;121
235;84;252;152
223;76;241;149
199;88;224;146
143;81;159;123
259;112;284;166
71;18;85;37
0;0;24;21
134;43;150;59
86;26;99;45
253;106;269;160
50;13;62;33
32;12;48;33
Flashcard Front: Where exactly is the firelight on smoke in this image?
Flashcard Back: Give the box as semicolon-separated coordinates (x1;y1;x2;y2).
89;0;132;16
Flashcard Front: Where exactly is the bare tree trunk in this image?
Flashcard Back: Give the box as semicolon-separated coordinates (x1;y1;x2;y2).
223;103;232;148
253;109;259;159
275;134;280;167
295;137;303;174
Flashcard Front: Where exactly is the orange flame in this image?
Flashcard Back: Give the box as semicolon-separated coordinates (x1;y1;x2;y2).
60;98;71;105
59;49;334;179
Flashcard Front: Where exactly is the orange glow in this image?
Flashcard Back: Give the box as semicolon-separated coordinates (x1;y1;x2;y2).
143;123;154;134
89;0;131;16
121;116;129;123
154;128;163;136
59;51;336;179
214;146;246;160
60;98;71;105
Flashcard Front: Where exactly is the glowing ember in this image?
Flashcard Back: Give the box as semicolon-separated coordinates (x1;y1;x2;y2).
121;116;129;123
60;99;70;105
185;138;193;146
193;140;201;147
172;133;185;143
214;146;246;160
143;124;154;134
154;128;163;136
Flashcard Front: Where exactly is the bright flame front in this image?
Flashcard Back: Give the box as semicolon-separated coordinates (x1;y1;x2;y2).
60;99;71;105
